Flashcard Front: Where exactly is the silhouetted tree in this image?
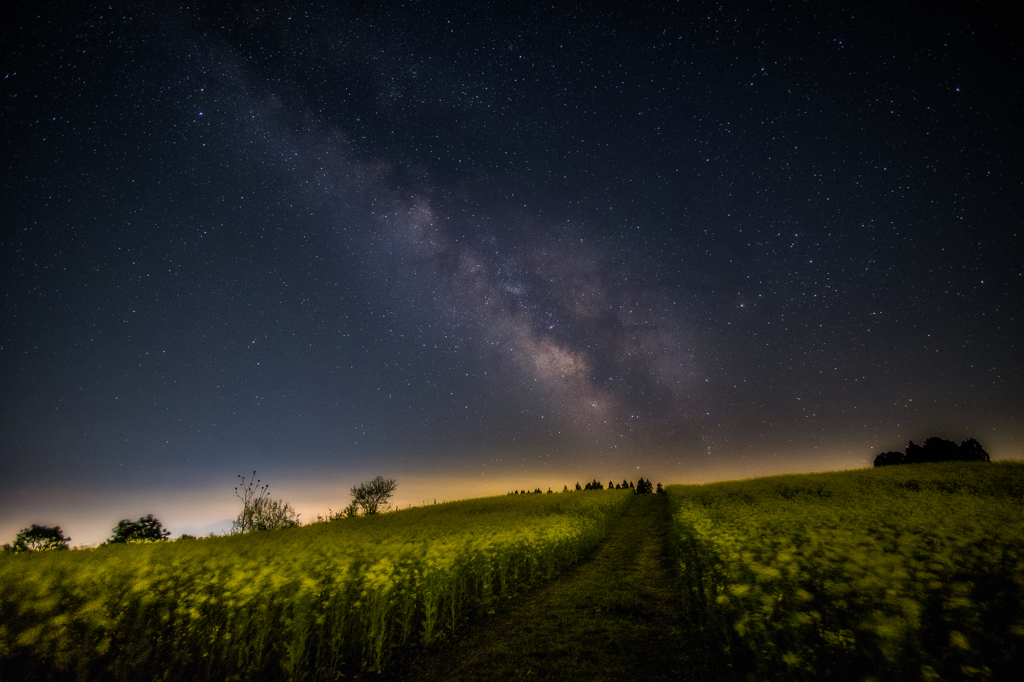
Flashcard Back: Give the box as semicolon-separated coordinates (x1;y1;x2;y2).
547;487;553;493
629;481;635;490
656;482;664;494
609;481;614;490
106;514;171;544
563;484;569;492
256;498;299;529
636;477;654;494
575;482;582;491
10;524;70;552
904;441;927;465
873;450;905;467
874;437;991;467
959;438;990;462
923;437;960;462
590;479;604;490
622;479;629;489
351;475;398;515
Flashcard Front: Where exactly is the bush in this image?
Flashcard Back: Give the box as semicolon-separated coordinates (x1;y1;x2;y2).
232;497;299;533
105;515;171;544
9;524;70;552
231;471;299;533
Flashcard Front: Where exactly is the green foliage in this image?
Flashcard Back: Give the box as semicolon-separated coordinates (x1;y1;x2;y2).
10;524;71;553
350;475;397;515
105;515;170;545
666;462;1024;681
0;490;631;680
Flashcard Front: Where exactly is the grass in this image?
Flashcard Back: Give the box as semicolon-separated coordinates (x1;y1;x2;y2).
0;491;630;681
393;493;727;682
666;461;1024;681
4;462;1022;681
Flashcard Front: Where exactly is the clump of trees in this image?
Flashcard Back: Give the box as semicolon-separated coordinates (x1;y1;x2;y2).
508;477;664;495
874;437;990;467
2;524;71;552
3;515;173;552
105;514;171;544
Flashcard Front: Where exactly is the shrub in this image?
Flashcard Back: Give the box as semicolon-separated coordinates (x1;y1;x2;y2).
105;515;171;544
9;524;71;552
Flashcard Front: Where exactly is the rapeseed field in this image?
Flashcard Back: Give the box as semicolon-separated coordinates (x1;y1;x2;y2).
666;461;1024;681
0;490;631;681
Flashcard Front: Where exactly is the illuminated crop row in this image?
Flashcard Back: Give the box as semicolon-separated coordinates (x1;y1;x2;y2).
0;491;631;680
667;462;1024;681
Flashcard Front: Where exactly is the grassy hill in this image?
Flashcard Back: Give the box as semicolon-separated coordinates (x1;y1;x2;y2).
666;461;1024;681
2;462;1022;681
0;491;630;681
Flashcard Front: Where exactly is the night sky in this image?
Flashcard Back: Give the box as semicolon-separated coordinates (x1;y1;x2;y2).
3;1;1021;546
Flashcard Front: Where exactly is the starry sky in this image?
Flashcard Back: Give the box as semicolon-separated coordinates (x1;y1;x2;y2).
3;1;1021;545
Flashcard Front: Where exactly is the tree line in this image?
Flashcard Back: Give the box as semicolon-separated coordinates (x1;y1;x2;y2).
873;437;990;467
2;473;398;553
509;477;662;495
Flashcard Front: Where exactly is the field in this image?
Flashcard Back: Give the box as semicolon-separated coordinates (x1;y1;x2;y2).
666;462;1024;681
0;490;631;681
4;463;1023;682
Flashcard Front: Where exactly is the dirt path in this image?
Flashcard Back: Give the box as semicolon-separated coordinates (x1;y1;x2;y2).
390;493;729;682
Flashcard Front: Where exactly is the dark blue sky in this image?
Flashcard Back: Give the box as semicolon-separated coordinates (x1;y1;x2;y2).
3;1;1021;545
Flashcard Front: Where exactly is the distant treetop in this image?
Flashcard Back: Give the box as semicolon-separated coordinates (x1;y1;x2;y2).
873;437;990;467
105;514;171;545
6;524;71;552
